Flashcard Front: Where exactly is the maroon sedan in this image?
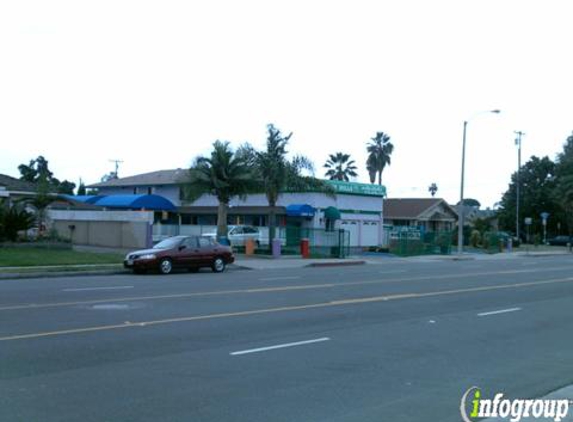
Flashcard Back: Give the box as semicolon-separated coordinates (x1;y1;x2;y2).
124;236;235;275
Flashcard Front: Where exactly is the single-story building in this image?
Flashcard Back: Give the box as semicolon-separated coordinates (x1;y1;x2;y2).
383;198;458;233
85;170;386;247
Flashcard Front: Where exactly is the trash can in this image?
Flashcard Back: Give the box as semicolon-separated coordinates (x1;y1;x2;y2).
245;238;255;256
272;238;281;258
300;238;310;259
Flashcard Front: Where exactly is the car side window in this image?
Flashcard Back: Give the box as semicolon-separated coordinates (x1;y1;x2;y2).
181;237;198;249
198;237;211;248
244;227;257;234
232;227;243;235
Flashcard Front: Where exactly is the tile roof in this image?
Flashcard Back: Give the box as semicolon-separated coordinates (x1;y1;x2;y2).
87;169;188;188
0;174;38;193
384;198;456;219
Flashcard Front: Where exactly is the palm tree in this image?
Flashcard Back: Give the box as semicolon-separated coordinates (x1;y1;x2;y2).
366;132;394;185
250;124;334;245
428;183;438;197
184;141;256;239
324;152;358;181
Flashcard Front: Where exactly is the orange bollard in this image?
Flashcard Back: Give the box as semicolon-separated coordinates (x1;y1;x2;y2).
245;238;255;255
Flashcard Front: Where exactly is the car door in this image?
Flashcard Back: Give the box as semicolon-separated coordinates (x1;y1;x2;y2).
229;227;244;246
176;237;202;268
196;236;216;266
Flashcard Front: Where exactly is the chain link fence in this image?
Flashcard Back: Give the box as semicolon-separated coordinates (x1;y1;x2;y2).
389;227;453;257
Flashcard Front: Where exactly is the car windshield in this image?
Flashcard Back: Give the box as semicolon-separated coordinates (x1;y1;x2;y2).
153;237;182;249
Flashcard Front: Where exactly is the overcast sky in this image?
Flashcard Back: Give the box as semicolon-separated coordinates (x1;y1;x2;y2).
1;1;571;208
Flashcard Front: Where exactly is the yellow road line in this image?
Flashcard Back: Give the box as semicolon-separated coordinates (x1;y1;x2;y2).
2;267;572;312
1;276;572;342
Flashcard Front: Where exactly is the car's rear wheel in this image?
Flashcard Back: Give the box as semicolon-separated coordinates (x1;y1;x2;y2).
159;258;173;275
212;257;226;273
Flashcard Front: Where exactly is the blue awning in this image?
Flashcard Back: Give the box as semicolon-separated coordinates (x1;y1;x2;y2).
93;194;176;211
286;204;315;217
60;195;105;204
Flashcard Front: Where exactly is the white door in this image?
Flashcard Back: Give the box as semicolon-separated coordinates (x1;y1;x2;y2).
340;220;360;247
361;221;379;246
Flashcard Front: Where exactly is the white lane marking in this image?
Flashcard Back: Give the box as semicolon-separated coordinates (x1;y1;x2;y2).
477;307;522;317
259;276;301;281
230;337;330;356
378;270;407;275
62;286;134;292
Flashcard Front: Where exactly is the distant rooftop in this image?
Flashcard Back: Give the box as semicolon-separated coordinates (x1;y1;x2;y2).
0;174;38;193
384;198;457;219
87;169;188;188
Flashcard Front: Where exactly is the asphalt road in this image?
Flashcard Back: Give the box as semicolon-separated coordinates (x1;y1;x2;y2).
2;255;573;421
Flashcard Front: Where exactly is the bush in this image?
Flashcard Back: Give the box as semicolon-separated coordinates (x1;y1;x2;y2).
0;203;35;242
470;230;482;248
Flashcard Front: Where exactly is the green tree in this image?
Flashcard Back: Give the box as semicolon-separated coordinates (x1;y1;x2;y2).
57;180;76;195
184;141;256;239
18;156;53;183
324;152;358;181
249;124;334;245
366;132;394;185
554;132;573;237
497;156;559;237
77;180;87;196
458;198;481;208
428;183;438;197
18;155;76;194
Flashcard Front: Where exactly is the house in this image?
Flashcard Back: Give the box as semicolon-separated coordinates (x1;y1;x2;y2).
0;174;39;202
87;169;188;204
383;198;458;232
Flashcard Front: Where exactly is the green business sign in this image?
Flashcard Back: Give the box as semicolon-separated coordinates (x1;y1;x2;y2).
327;180;386;197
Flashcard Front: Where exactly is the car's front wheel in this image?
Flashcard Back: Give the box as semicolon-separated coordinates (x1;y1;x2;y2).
212;257;226;273
159;258;173;275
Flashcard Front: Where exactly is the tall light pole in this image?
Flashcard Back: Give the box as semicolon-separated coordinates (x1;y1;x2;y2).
514;131;525;242
458;110;501;256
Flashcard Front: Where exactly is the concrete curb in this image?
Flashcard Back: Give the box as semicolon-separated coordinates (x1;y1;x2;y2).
305;260;367;268
0;264;249;280
0;269;128;280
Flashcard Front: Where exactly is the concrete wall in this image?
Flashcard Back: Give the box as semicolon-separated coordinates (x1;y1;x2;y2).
48;210;153;249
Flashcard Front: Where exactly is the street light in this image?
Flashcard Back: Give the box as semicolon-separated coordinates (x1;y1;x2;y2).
457;109;501;256
514;131;525;242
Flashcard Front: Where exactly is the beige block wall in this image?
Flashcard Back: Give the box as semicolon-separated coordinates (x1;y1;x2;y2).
53;220;149;249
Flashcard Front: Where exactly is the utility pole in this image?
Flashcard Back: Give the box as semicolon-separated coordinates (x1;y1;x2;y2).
514;131;525;242
109;159;124;178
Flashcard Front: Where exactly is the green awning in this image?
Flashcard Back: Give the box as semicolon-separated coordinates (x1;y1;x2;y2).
324;206;341;220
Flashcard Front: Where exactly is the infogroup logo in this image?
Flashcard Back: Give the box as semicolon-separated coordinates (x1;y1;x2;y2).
460;386;570;422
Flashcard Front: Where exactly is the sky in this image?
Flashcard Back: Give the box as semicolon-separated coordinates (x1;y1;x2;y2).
1;0;572;208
